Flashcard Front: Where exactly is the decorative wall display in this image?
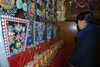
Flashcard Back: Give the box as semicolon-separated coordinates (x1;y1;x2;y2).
34;21;45;45
0;15;29;57
35;0;46;22
56;0;66;21
24;0;37;22
28;2;36;18
0;0;17;16
0;0;62;67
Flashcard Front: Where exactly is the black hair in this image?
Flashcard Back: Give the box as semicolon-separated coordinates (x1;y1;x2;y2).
76;11;95;25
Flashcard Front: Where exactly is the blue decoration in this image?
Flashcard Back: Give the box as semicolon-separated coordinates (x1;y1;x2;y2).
27;35;32;46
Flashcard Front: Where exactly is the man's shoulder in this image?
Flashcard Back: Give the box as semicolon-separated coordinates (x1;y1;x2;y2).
84;29;100;39
85;30;95;35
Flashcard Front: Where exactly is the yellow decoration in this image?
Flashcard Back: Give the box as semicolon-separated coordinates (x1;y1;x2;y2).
36;64;39;67
45;55;47;62
40;59;43;65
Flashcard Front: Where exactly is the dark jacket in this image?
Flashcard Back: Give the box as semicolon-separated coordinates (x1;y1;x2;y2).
70;25;97;67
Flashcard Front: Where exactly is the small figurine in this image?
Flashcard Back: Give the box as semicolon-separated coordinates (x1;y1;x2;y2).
22;26;26;32
8;25;15;45
37;24;44;42
16;32;21;41
14;23;22;32
21;32;25;43
11;41;23;56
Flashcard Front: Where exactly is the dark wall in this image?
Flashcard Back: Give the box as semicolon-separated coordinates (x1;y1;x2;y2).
57;22;78;62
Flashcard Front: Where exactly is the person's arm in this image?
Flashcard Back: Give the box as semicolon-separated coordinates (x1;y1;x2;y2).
70;32;96;65
69;62;74;67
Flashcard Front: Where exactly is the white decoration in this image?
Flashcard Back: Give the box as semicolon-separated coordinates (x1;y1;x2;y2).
23;2;28;11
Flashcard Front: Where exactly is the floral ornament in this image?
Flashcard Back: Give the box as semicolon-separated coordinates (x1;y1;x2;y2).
22;2;28;11
11;41;23;56
14;23;22;32
0;0;18;17
16;32;21;42
28;2;35;18
24;1;36;22
16;0;23;9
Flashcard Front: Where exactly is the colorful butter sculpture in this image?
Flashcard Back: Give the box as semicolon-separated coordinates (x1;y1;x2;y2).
57;0;66;21
34;21;45;45
24;0;36;22
0;15;29;57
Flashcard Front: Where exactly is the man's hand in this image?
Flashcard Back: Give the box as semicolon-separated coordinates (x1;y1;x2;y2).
69;62;74;67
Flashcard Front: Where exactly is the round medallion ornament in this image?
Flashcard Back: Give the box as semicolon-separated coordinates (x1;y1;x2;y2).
24;0;37;22
0;0;17;16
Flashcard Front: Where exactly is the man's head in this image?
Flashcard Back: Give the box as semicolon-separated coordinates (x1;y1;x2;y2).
76;11;95;30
